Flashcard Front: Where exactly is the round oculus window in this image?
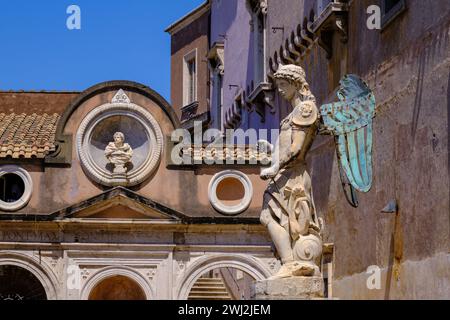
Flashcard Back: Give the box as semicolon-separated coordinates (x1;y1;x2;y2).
0;166;33;212
208;170;253;216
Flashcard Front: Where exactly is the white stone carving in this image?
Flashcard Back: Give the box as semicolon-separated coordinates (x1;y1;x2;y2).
104;132;133;179
111;89;131;104
81;268;90;280
260;65;323;280
0;166;33;212
146;268;157;280
208;170;253;215
77;90;163;187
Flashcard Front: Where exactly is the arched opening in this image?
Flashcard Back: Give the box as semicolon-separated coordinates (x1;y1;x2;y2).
188;267;257;300
88;275;146;300
0;265;47;300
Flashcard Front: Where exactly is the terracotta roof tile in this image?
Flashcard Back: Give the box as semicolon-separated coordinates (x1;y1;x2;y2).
0;113;60;159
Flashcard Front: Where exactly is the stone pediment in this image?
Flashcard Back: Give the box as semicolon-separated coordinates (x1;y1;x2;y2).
58;187;183;221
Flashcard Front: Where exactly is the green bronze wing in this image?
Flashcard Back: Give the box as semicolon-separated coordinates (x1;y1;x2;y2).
320;75;376;199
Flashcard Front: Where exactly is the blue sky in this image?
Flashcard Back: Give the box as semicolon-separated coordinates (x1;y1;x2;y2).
0;0;205;102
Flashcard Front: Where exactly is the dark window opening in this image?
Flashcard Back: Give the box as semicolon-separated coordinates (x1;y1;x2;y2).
217;73;223;129
0;265;47;300
382;0;406;29
187;59;197;104
324;277;329;298
0;173;25;203
384;0;401;14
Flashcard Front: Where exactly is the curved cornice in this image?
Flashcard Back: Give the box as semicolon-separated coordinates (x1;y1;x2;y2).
47;80;180;165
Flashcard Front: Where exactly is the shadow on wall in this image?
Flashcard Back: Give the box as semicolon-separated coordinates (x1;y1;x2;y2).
213;0;238;41
384;208;404;300
310;137;336;220
411;49;427;142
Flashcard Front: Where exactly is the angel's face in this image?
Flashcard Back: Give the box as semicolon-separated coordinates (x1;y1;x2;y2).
276;79;297;101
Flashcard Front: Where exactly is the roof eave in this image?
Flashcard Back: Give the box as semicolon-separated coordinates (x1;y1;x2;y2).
165;0;211;35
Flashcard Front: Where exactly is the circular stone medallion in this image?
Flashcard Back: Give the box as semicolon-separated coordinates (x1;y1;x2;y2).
77;97;163;187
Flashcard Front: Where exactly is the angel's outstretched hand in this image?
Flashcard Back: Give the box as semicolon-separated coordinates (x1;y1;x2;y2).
260;167;278;180
257;140;274;154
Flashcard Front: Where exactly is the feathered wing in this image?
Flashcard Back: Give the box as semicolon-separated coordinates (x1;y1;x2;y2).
319;75;376;193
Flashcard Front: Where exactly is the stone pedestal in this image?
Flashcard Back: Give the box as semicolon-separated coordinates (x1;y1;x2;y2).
110;173;128;187
252;277;324;300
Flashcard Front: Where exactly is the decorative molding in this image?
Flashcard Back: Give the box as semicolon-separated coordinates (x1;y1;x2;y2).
0;252;59;300
266;2;349;81
169;144;271;167
311;1;349;59
0;166;33;212
224;90;245;130
248;0;268;15
80;265;154;300
111;89;131;104
47;80;180;165
207;43;225;76
180;111;210;132
81;268;90;280
175;253;272;300
146;268;157;280
76;90;163;187
180;101;199;124
208;170;253;216
165;1;211;35
246;82;275;118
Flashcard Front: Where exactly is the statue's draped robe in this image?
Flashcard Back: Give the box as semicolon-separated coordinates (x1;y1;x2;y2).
105;143;133;165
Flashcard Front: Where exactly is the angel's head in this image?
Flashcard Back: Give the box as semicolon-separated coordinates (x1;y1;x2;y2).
274;64;312;101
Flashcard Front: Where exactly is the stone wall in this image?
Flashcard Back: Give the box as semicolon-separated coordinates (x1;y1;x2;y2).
0;221;275;300
264;0;450;299
169;10;210;119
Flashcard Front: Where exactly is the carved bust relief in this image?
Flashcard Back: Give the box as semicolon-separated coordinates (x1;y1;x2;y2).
77;90;163;187
105;132;133;175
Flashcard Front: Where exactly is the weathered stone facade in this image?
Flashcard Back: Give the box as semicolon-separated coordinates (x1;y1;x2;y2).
271;0;450;300
0;83;276;300
168;0;450;299
1;0;449;300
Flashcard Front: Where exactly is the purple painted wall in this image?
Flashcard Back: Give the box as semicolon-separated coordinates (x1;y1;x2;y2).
210;0;254;131
207;0;450;299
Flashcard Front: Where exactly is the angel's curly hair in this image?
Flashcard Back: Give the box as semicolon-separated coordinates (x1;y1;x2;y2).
274;64;315;101
273;65;306;86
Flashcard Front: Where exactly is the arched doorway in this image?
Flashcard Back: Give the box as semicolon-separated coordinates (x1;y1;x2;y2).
176;254;272;300
0;265;47;300
188;268;257;300
88;275;146;300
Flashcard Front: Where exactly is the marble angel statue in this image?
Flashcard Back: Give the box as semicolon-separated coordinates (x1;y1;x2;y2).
258;64;376;280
